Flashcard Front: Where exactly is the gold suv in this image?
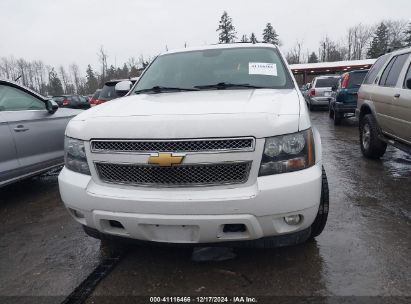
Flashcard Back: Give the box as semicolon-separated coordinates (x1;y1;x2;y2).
357;47;411;158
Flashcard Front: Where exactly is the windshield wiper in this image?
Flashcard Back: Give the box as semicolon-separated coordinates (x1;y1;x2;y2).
135;86;199;94
194;82;270;90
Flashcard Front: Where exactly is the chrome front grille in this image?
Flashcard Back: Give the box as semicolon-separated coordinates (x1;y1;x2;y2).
95;161;252;187
91;138;254;153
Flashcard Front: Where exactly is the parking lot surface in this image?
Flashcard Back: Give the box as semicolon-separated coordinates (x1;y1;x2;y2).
1;112;410;302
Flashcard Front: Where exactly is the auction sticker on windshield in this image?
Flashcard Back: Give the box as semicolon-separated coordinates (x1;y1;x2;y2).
249;62;277;76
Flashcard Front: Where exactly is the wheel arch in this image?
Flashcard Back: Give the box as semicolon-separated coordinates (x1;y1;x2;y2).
359;102;375;121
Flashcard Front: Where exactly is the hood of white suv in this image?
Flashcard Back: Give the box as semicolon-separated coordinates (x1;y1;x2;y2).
75;89;299;118
68;89;304;140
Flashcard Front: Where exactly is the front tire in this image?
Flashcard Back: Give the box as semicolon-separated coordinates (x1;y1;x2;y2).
359;114;387;159
310;167;329;238
328;106;333;119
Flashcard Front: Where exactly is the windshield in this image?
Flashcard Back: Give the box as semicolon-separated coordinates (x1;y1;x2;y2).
134;47;293;93
347;71;368;88
315;78;338;88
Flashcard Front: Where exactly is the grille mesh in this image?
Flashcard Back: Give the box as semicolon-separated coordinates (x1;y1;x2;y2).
95;162;251;187
91;138;254;153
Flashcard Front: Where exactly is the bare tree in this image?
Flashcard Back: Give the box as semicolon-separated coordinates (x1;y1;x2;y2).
241;34;249;42
286;41;303;64
16;59;28;86
33;60;46;94
0;56;19;81
385;19;408;49
319;36;346;62
346;24;373;60
127;57;138;70
69;63;81;93
138;55;151;69
98;46;108;84
59;65;74;94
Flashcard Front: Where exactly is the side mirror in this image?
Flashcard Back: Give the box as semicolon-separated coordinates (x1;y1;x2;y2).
46;99;58;114
115;80;133;96
406;78;411;89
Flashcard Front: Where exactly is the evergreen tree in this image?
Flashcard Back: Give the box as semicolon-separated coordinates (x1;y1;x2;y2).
216;11;236;43
47;68;63;96
390;38;403;50
85;64;99;93
107;65;116;80
129;66;140;77
404;23;411;47
116;67;122;79
241;34;249;42
250;32;258;44
121;63;129;78
262;23;279;45
308;52;319;63
367;23;389;58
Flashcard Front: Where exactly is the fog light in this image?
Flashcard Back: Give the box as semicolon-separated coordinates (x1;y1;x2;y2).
284;215;301;225
70;208;85;219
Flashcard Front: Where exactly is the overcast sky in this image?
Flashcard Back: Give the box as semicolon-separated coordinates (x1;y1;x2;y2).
1;0;410;73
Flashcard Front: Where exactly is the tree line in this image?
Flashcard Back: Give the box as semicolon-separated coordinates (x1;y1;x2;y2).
216;11;411;64
1;12;411;96
0;47;150;97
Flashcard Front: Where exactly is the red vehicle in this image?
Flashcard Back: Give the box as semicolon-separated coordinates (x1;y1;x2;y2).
89;89;102;107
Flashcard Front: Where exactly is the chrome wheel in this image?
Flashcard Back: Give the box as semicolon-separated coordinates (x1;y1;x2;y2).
362;123;371;150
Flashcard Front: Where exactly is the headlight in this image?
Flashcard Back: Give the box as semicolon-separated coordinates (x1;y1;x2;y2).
259;128;315;176
64;137;91;175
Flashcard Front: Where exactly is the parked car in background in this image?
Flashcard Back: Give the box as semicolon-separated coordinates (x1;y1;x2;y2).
80;96;90;103
307;76;339;110
0;79;82;187
59;43;329;247
52;95;90;109
96;77;139;106
329;69;369;125
89;89;102;107
357;47;411;158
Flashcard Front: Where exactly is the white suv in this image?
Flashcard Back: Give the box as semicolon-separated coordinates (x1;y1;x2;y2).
58;44;329;247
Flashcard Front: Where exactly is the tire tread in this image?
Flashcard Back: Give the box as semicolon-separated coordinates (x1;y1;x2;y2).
310;167;329;238
359;114;387;159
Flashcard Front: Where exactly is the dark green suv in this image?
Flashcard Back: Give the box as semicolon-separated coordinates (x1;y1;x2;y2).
329;70;368;125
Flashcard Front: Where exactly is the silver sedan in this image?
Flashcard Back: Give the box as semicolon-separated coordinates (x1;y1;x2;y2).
0;79;82;187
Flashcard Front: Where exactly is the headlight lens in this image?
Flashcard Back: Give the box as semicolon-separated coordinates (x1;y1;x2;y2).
259;129;315;176
64;137;91;175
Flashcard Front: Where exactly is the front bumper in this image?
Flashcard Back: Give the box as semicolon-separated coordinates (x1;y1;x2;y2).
58;163;322;244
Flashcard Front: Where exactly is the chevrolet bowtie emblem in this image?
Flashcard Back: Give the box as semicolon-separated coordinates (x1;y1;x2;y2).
148;153;185;167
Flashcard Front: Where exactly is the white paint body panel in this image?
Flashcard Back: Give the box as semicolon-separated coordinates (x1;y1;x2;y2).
68;89;302;140
59;44;323;244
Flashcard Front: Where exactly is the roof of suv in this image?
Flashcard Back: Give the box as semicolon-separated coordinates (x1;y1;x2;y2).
159;43;278;56
53;95;79;97
387;46;411;56
315;75;339;79
344;69;369;75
